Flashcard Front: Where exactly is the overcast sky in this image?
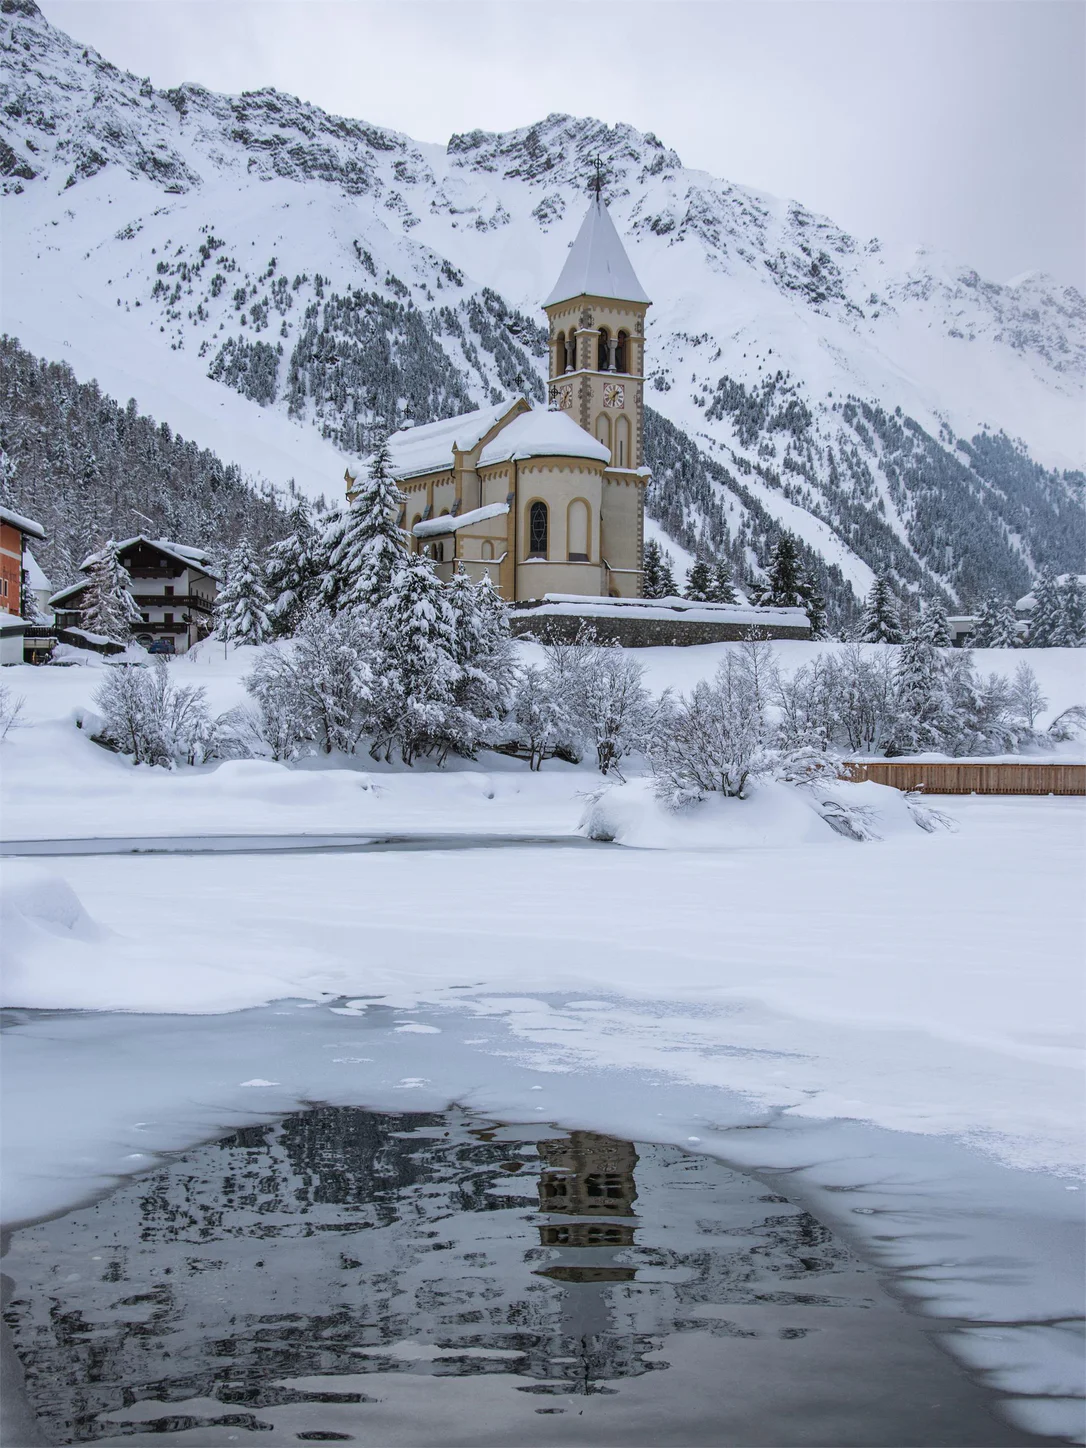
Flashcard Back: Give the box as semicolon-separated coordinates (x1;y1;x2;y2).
39;0;1085;289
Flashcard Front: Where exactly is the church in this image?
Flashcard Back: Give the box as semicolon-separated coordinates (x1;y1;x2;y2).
348;195;650;602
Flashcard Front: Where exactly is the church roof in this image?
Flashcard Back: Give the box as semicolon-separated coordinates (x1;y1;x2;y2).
477;408;610;467
385;400;522;481
544;198;650;308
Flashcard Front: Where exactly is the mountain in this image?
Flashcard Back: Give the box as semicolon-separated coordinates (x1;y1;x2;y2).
1;0;1083;620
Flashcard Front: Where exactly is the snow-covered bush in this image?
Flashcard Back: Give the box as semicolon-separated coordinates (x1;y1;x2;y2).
92;660;218;766
0;684;24;741
540;632;661;776
508;664;571;770
245;614;375;758
649;643;780;804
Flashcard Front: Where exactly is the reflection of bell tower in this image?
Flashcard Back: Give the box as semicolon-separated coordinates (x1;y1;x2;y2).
536;1132;639;1281
543;187;651;476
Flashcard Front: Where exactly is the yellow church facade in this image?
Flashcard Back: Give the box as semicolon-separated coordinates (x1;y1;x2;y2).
352;196;651;602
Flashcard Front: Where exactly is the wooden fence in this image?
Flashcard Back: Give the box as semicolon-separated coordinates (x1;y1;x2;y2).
842;761;1086;796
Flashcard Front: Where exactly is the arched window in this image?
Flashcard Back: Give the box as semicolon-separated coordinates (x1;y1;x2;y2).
568;499;590;562
429;541;444;562
615;330;628;374
595;413;611;451
528;501;548;558
597;327;610;372
410;514;422;550
555;331;566;375
615;415;631;469
481;540;494;560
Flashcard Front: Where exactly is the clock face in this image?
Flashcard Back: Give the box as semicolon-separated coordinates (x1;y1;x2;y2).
550;382;574;410
603;382;625;409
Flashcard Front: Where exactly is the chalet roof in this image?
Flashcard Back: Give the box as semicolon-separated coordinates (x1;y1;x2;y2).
544;198;650;308
477;408;611;467
0;504;46;540
381;400;525;482
78;537;217;578
51;536;218;607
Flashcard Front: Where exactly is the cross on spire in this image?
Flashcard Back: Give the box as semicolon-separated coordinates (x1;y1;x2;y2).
592;156;605;200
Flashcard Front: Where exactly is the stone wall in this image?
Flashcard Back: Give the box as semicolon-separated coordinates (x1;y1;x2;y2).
508;611;811;647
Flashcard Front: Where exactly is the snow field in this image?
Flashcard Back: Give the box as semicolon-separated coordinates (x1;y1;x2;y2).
1;638;1084;1441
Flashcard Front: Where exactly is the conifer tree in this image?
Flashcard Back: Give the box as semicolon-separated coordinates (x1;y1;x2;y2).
216;539;271;647
379;550;458;765
973;589;1018;648
889;626;947;754
80;539;141;642
327;438;406;616
442;565;517;755
265;496;322;637
684;559;713;602
990;597;1020;649
1057;575;1086;646
764;534;803;607
799;571;827;639
1027;567;1063;647
658;550;678;598
919;596;952;648
708;559;739;604
972;589;1000;647
859;577;903;644
642;539;667;599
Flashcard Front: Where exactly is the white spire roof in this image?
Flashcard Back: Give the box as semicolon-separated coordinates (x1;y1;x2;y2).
544;198;650;308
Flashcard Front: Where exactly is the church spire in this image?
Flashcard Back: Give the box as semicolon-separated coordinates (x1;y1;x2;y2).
544;194;650;308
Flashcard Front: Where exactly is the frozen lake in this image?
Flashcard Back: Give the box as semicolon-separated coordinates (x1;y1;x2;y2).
3;1104;1042;1447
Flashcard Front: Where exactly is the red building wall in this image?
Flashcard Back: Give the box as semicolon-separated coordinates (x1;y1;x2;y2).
0;521;23;615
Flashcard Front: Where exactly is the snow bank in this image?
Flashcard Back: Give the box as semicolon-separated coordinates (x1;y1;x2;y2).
579;776;946;848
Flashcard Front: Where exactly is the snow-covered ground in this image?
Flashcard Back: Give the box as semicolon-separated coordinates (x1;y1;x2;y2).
2;639;1085;1441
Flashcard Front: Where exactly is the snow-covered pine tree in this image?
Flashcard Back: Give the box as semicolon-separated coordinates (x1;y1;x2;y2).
642;539;668;599
79;539;141;642
378;550;458;765
990;598;1020;648
974;589;1019;648
327;438;406;616
658;550;678;597
216;540;271;647
684;559;713;602
889;625;948;754
859;577;903;644
708;559;739;604
798;570;827;639
763;534;804;608
919;597;953;647
442;565;517;756
1057;575;1086;646
265;496;322;637
972;590;1001;647
1027;567;1063;647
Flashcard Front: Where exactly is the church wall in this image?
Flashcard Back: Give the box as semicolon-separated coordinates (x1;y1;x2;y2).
600;475;646;598
512;458;606;601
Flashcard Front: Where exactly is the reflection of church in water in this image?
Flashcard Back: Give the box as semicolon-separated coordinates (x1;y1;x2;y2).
6;1106;857;1438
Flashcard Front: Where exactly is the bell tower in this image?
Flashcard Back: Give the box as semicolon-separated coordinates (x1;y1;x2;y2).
542;187;651;475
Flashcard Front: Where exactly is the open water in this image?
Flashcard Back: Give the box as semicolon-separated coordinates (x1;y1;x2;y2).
3;1106;1042;1446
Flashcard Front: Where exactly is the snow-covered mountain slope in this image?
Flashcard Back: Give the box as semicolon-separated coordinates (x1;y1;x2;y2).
1;0;1082;616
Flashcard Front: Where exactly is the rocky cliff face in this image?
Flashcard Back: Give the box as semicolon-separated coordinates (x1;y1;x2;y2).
2;0;1082;617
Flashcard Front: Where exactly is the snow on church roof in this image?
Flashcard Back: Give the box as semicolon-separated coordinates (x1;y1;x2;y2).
544;198;650;308
384;401;520;481
477;408;610;467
